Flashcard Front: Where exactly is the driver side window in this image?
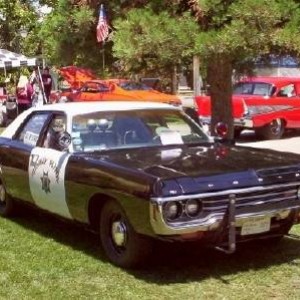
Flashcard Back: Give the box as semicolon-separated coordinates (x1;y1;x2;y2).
15;113;50;147
278;84;296;98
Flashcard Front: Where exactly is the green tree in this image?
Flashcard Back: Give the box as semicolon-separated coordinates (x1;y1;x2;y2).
0;0;39;54
112;8;198;92
183;0;300;138
38;0;97;67
112;0;300;138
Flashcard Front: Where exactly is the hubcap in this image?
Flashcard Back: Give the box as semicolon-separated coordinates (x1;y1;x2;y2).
111;220;127;247
270;119;282;135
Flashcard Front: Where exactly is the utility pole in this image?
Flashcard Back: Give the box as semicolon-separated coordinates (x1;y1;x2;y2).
193;55;201;96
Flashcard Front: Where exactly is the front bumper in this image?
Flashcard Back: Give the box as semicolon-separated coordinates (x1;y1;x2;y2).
199;116;254;131
150;182;300;237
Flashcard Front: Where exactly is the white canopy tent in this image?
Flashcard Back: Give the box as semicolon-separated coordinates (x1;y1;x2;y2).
0;49;46;105
0;49;37;69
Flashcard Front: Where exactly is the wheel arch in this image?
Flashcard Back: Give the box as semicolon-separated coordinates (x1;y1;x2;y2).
87;193;116;231
86;191;154;237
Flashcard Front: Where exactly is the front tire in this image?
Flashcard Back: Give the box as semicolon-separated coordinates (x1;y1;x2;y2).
99;200;153;268
0;182;16;217
255;118;284;140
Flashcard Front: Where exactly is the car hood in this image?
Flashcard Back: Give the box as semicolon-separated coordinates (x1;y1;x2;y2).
87;144;300;195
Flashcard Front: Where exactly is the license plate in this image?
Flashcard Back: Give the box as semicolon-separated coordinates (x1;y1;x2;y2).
241;216;270;236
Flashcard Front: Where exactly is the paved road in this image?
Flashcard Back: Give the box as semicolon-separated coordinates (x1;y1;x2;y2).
236;130;300;155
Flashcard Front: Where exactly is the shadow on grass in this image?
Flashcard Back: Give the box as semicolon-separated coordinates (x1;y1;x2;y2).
9;204;300;284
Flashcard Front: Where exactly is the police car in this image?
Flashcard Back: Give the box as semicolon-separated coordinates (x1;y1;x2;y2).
1;101;300;268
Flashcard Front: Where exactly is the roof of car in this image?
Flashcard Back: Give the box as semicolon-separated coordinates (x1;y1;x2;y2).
239;76;300;84
37;101;177;116
1;101;178;139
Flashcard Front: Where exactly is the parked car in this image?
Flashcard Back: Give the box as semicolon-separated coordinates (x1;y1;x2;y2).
196;76;300;139
1;101;300;268
105;79;182;106
53;79;182;108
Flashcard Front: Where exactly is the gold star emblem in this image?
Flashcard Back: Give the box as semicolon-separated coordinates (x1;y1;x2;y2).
40;171;51;194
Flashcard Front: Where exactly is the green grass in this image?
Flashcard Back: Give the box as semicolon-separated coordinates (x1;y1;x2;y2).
0;206;300;300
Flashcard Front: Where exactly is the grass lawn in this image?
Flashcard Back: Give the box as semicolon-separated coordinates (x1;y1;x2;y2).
0;206;300;299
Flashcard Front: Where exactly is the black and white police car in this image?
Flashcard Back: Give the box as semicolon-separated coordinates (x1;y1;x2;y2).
0;101;300;268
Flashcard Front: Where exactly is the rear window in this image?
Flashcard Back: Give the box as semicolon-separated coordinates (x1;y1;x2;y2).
233;82;273;96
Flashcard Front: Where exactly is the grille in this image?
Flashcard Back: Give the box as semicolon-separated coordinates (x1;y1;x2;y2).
202;185;299;213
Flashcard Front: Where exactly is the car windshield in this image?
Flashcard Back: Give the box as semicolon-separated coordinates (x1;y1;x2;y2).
233;82;274;96
119;81;152;91
71;109;209;152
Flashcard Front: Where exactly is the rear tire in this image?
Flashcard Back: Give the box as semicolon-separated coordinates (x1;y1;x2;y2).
255;118;284;140
0;182;17;217
99;200;153;268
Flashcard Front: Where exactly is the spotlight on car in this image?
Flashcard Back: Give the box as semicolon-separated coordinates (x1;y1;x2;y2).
163;201;182;221
214;122;228;138
185;199;202;218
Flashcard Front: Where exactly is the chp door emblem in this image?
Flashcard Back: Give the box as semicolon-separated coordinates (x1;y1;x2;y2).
28;147;72;219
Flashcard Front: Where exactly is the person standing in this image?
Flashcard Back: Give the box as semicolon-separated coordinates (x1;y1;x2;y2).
41;67;53;103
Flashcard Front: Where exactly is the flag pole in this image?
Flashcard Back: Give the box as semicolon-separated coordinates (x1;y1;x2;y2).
96;4;109;72
102;42;105;72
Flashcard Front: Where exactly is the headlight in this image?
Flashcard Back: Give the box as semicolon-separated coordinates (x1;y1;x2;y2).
185;199;202;218
163;201;182;221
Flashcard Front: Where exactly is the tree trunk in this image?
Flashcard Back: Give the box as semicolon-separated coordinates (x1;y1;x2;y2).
207;54;234;139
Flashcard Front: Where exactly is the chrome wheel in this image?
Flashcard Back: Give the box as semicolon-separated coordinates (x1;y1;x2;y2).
100;200;153;268
111;219;127;248
269;119;282;135
255;118;284;140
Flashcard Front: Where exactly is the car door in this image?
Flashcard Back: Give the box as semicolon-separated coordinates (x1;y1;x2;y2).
1;112;51;203
275;83;300;127
28;113;73;219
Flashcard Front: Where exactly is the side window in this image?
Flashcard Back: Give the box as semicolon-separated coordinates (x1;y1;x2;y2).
15;113;49;146
278;84;296;98
43;114;67;150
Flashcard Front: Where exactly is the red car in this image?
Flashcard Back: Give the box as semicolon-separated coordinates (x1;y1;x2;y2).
196;76;300;139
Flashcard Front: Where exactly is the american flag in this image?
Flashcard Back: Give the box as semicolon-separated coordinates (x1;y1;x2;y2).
96;4;109;43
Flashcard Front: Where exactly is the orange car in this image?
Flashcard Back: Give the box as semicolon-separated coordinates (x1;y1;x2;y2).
51;66;182;106
105;79;181;106
60;79;182;106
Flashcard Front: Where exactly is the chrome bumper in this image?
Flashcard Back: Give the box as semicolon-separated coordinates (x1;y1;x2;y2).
150;205;297;236
199;116;254;129
150;183;300;236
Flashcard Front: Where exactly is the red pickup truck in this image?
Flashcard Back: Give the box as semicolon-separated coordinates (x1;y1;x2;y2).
196;76;300;139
